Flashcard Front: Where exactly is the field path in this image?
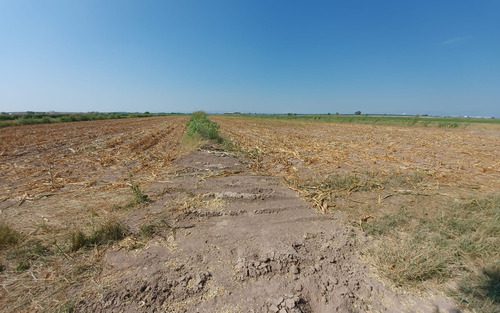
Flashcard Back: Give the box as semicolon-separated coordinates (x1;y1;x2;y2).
77;148;460;313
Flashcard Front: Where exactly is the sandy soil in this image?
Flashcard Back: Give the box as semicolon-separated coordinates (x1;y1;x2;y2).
75;149;461;313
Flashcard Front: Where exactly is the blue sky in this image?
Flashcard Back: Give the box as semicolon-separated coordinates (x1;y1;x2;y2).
1;1;499;116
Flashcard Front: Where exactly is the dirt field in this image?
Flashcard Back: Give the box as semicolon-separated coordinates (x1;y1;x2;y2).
212;116;500;191
1;116;499;312
0;116;188;311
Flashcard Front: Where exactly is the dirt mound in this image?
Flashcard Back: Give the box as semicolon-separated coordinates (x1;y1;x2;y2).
76;150;461;313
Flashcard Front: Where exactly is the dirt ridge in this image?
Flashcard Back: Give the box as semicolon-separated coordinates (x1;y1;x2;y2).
76;150;462;313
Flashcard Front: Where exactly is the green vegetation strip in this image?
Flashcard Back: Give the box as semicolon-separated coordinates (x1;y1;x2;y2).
226;113;499;127
0;111;183;127
185;111;235;151
186;111;224;143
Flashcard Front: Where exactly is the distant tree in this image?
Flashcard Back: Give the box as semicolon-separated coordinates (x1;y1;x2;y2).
144;111;150;114
328;112;331;115
355;111;361;115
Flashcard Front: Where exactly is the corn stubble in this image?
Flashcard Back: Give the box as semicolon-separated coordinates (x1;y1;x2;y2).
214;115;500;313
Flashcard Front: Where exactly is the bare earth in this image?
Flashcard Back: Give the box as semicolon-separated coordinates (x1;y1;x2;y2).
2;116;498;312
76;149;460;313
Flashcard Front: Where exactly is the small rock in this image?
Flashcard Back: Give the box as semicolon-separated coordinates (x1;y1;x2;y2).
268;305;279;313
289;265;299;274
294;283;302;292
278;309;287;313
285;298;295;309
273;297;284;307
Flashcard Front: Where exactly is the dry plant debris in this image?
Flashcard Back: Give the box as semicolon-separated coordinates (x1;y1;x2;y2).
0;116;188;312
213;116;500;312
213;116;500;191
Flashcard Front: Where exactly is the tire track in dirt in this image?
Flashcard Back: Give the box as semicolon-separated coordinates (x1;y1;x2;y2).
76;149;461;313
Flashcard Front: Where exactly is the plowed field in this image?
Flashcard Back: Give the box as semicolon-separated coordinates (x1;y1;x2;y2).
1;115;498;312
214;116;500;191
0;116;188;311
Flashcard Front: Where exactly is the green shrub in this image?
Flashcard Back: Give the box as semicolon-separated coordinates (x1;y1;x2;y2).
186;111;223;143
69;220;127;252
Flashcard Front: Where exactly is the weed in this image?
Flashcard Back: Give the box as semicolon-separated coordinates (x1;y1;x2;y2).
0;223;21;248
131;181;149;204
139;220;169;238
365;208;409;236
186;111;223;143
367;195;500;308
140;222;158;237
16;261;30;271
74;264;96;275
184;111;235;150
0;112;179;128
69;220;127;252
30;242;52;258
298;173;384;194
125;175;150;209
451;260;500;313
58;300;76;313
376;237;457;285
409;171;424;184
438;122;459;128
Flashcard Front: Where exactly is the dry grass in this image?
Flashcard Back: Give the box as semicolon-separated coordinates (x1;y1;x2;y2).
213;116;500;191
214;115;500;312
0;223;21;249
139;220;167;238
167;192;225;212
365;195;500;312
288;171;500;312
452;260;500;312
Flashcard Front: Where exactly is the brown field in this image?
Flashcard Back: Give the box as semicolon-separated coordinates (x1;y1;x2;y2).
213;116;500;312
0;116;188;311
213;116;500;191
1;115;499;312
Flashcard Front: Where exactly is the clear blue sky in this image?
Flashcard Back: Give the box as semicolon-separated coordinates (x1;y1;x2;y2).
1;1;499;116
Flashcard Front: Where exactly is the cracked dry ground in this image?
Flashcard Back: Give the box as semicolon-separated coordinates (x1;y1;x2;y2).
76;149;460;313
